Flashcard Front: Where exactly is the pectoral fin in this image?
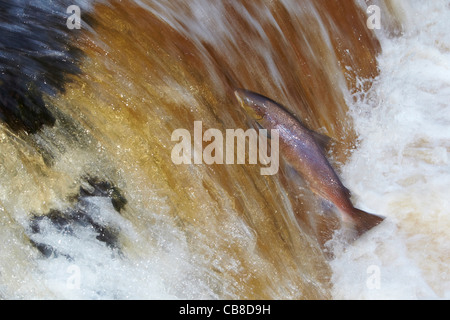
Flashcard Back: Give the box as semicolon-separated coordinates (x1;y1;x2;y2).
254;121;271;139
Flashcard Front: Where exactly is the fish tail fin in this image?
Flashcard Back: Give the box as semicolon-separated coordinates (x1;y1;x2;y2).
343;207;385;239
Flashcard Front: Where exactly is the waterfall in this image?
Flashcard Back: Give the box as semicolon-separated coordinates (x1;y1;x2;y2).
0;0;448;299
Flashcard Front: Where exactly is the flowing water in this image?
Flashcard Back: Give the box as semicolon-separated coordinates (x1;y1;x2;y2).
332;0;450;299
0;0;448;299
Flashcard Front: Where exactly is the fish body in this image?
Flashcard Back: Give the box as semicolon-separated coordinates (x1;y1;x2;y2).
234;89;384;238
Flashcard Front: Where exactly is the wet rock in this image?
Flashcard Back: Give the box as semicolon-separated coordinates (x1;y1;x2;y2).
29;177;127;258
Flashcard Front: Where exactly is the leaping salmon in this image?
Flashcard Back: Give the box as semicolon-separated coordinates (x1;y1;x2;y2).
234;89;385;239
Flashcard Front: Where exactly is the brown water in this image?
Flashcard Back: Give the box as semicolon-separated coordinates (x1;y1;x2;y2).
0;0;402;299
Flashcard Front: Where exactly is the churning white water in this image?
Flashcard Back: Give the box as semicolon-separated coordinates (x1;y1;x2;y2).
1;0;449;300
331;0;450;299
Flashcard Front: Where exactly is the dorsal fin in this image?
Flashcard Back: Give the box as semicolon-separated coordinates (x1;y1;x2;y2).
309;129;333;150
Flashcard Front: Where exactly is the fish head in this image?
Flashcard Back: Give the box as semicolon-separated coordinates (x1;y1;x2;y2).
234;89;268;122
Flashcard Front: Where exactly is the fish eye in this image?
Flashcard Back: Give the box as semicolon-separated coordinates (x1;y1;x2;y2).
243;97;253;105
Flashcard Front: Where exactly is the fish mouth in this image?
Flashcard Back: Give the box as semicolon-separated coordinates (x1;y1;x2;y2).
233;89;246;105
234;89;264;120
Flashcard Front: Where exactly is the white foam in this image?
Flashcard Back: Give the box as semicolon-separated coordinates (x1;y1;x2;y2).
24;195;218;299
331;0;450;299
